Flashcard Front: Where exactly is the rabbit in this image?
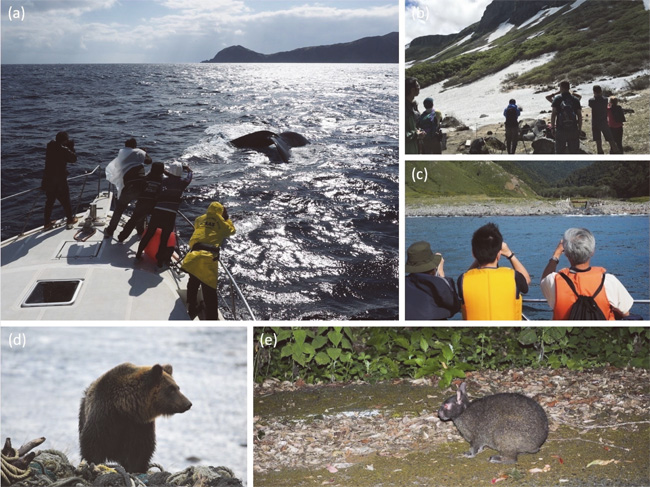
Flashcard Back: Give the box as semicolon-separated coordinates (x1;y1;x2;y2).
438;382;548;463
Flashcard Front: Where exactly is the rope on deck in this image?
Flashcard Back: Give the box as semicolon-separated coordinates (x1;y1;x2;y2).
5;449;242;487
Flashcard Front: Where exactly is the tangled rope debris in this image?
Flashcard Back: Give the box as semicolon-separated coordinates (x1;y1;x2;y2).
2;438;242;487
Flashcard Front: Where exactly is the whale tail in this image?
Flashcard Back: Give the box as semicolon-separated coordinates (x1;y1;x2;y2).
230;130;309;162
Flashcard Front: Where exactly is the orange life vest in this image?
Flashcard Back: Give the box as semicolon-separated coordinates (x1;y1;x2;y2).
553;267;614;320
461;267;522;320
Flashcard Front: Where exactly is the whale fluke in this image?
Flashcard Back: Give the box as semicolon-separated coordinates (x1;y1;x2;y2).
230;130;309;162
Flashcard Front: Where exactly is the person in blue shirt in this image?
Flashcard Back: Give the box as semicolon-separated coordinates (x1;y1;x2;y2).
503;99;522;154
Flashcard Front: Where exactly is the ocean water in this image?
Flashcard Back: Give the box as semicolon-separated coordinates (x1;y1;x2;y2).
406;215;650;320
0;327;248;484
0;63;398;320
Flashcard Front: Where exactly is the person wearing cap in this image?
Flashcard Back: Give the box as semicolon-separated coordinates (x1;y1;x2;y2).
457;223;530;320
136;161;193;266
105;138;153;238
181;202;236;320
417;97;443;154
117;161;165;243
405;241;460;320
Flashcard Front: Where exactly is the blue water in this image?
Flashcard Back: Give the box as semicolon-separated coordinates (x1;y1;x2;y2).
0;64;398;320
0;327;247;484
406;215;650;320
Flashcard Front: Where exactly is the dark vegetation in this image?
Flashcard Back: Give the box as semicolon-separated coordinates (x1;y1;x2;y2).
254;327;649;387
406;1;649;89
496;161;650;199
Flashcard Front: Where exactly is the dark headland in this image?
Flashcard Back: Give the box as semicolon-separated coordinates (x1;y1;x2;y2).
202;32;398;63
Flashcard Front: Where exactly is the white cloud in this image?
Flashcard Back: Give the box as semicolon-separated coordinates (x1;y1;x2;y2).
1;0;397;63
405;0;491;45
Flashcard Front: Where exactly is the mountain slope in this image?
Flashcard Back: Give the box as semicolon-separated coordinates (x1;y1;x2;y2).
406;161;538;198
203;33;398;63
406;0;649;89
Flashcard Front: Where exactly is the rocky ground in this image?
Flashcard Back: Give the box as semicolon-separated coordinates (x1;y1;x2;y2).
405;198;650;217
436;88;649;155
253;368;650;487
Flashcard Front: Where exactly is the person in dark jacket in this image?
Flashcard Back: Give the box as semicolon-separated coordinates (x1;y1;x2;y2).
42;131;78;230
136;162;192;266
405;241;460;320
118;162;165;242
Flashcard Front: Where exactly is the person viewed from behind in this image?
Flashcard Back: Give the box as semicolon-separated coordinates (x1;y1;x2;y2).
117;161;164;242
457;223;530;320
181;202;236;320
417;97;443;154
105;138;152;238
42;131;78;230
405;241;460;320
503;98;522;154
405;77;424;154
607;96;626;154
550;80;583;154
540;228;633;320
136;162;192;267
588;85;620;154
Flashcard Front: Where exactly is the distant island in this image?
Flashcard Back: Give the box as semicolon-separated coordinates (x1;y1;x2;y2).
201;32;398;63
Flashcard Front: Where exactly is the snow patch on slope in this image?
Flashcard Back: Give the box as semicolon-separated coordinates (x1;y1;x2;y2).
487;22;515;43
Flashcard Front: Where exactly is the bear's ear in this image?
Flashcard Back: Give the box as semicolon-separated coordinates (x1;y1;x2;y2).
162;364;173;376
150;364;165;380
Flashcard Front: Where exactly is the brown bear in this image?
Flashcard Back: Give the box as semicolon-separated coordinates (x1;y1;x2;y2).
79;363;192;473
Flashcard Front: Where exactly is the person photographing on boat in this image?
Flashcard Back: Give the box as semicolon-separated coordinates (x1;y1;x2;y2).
457;223;531;320
136;162;192;267
405;241;460;320
42;131;78;230
105;138;152;238
181;202;236;320
118;162;165;242
540;228;633;320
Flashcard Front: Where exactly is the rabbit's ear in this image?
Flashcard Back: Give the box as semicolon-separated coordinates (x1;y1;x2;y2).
457;382;466;402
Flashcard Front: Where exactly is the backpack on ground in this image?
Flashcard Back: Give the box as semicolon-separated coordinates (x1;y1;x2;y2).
558;98;578;130
557;272;607;320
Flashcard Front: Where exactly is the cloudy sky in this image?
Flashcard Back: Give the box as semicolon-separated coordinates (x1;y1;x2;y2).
1;0;398;63
405;0;491;46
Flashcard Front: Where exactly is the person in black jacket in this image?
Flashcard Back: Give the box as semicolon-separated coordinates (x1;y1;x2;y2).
118;162;165;242
405;241;460;320
42;131;78;230
136;162;192;267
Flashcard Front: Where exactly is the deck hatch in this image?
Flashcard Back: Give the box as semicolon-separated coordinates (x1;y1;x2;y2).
22;279;84;307
56;241;102;259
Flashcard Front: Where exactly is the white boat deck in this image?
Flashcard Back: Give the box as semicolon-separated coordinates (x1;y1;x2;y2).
1;191;191;320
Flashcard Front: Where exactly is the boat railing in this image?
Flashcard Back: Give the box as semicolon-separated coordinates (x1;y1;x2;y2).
1;165;103;239
176;210;256;321
522;298;650;321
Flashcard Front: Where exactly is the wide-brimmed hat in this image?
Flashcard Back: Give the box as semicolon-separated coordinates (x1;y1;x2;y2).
406;241;441;273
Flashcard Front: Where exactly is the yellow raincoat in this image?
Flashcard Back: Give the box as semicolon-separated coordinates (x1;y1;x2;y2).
181;202;236;289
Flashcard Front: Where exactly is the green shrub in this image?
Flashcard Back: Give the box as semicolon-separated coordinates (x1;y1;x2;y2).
254;327;650;386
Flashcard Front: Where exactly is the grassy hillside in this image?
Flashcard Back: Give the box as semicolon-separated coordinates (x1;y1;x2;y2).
406;161;648;203
406;0;649;89
406;161;538;199
495;161;592;192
